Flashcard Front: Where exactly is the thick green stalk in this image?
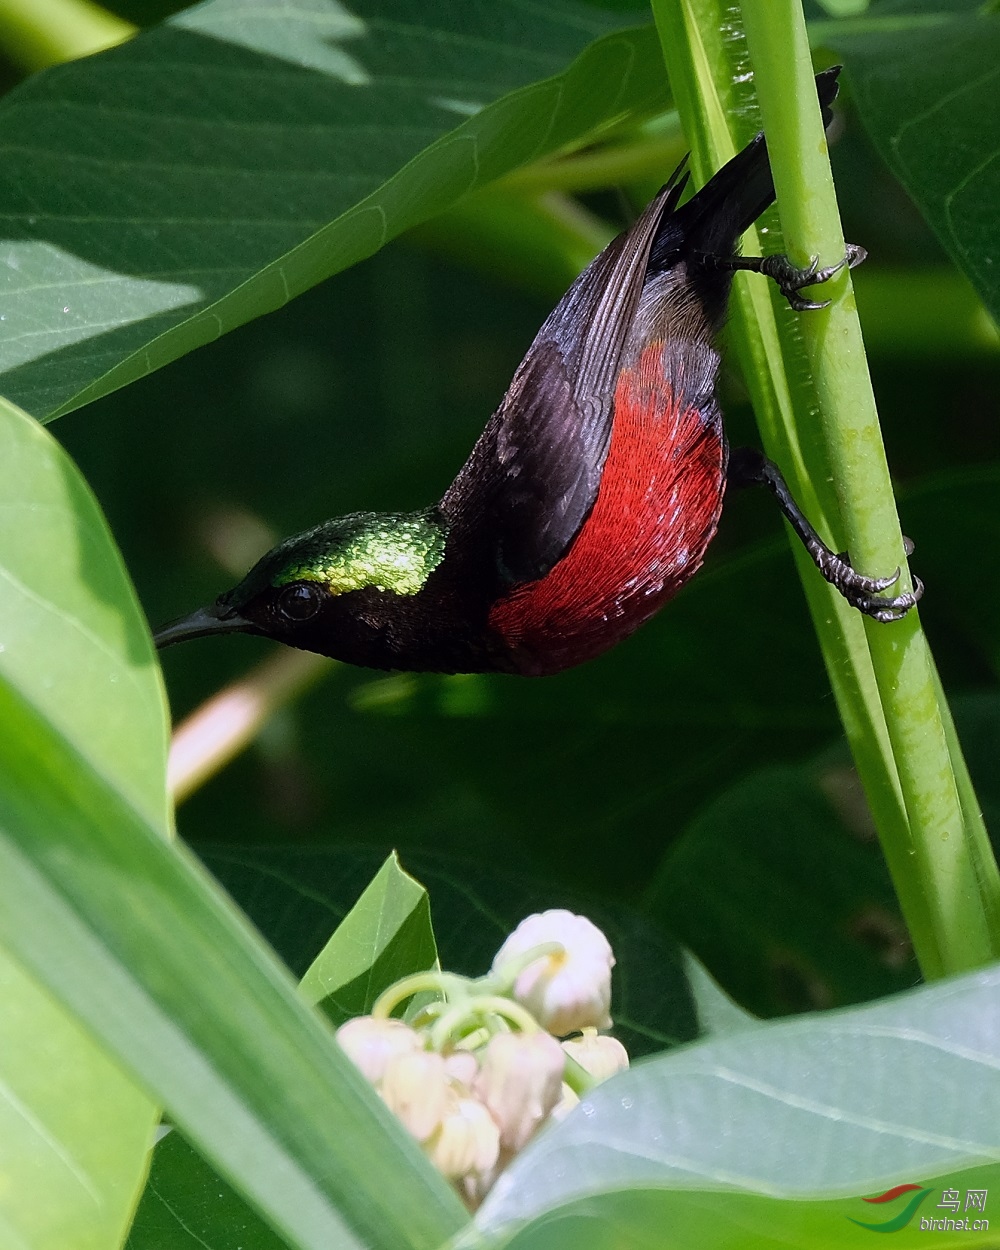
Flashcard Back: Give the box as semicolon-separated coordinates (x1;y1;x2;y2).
648;0;1000;974
741;0;999;973
647;0;925;967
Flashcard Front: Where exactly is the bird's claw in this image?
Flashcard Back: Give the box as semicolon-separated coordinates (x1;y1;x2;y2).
827;550;901;594
815;546;923;621
763;243;867;312
851;578;924;623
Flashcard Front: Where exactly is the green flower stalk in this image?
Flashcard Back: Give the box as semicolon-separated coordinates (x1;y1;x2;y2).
649;0;1000;976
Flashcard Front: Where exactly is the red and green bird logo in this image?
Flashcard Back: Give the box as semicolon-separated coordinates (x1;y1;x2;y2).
848;1184;934;1232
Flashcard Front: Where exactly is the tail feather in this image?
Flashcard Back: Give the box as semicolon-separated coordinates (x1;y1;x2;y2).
651;66;842;268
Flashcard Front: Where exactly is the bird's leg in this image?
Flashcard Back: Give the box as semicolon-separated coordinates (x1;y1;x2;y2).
727;447;922;622
694;243;867;311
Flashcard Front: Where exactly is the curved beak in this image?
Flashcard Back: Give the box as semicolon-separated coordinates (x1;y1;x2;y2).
153;602;254;649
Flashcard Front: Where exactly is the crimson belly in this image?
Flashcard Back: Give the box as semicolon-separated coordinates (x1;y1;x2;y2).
487;340;726;675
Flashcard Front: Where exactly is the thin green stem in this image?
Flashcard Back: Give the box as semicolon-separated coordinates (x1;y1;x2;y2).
648;0;1000;975
561;1054;595;1096
647;0;923;961
488;942;565;995
372;972;470;1020
741;0;999;973
440;996;540;1040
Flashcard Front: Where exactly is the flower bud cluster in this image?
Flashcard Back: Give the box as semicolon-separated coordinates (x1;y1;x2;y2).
335;910;628;1207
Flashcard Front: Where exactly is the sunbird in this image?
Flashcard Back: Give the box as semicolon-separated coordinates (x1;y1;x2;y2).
155;66;920;674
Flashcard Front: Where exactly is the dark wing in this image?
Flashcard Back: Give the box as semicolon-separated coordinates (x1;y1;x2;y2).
440;172;687;586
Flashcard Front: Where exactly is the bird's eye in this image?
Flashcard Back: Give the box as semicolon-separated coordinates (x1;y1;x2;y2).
277;582;322;622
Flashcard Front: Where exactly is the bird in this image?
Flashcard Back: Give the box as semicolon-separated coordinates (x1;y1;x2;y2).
154;66;921;676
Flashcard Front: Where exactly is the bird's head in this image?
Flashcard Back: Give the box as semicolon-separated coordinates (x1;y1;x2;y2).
154;510;448;658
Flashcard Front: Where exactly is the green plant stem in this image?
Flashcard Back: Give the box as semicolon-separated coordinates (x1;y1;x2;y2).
0;0;134;72
648;0;1000;976
741;0;1000;973
647;0;924;963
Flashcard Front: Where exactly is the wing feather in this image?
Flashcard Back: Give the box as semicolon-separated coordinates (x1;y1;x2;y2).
440;173;687;585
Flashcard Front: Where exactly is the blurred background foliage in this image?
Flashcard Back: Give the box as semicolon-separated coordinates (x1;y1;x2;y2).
8;0;1000;1020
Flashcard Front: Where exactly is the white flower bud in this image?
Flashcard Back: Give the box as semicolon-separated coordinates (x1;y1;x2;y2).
380;1051;450;1142
443;1049;479;1090
474;1030;565;1152
561;1032;629;1083
493;910;614;1035
336;1016;421;1084
427;1095;500;1181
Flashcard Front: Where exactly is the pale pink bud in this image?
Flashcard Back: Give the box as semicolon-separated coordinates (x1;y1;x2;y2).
427;1095;500;1180
336;1016;421;1084
380;1051;450;1142
474;1030;565;1152
443;1049;479;1090
493;910;614;1035
561;1033;629;1083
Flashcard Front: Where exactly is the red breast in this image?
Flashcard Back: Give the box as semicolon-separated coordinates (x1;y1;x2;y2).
488;339;727;675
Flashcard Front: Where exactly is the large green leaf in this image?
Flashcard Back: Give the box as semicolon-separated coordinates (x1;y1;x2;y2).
476;964;1000;1248
0;672;466;1250
0;0;667;420
129;852;437;1250
0;396;169;1250
483;1169;998;1250
0;956;156;1250
127;851;439;1250
819;7;1000;321
126;1131;291;1250
0;396;169;830
647;762;919;1016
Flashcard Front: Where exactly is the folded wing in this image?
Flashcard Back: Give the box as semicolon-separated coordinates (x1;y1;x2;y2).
440;172;688;586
